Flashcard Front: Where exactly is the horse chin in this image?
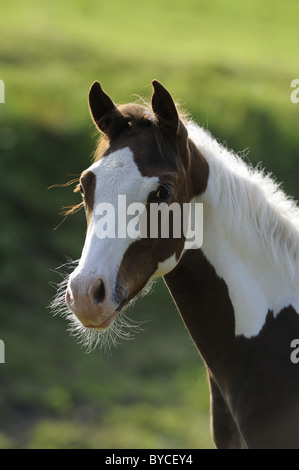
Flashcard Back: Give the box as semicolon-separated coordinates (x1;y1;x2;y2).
84;309;119;331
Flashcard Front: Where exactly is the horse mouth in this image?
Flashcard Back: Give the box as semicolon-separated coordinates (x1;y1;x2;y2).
85;298;127;331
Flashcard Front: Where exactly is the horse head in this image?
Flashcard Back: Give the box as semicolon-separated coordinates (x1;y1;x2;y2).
65;81;208;338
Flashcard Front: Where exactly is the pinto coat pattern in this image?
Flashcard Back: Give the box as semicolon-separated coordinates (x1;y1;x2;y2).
54;80;299;449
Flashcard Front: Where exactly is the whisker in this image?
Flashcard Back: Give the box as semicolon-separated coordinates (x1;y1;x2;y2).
49;259;151;353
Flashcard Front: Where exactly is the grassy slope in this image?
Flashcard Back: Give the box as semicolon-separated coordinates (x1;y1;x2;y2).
0;0;298;449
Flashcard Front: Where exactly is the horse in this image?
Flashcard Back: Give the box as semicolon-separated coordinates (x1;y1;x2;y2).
53;80;299;449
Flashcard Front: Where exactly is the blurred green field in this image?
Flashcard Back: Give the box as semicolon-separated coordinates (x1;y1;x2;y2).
1;0;298;449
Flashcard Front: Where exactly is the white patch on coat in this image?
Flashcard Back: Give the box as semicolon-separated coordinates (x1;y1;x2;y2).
187;122;299;338
152;254;178;279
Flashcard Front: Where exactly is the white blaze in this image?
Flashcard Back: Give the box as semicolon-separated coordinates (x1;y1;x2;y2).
70;148;159;293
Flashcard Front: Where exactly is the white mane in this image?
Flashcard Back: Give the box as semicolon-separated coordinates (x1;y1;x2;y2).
187;121;299;286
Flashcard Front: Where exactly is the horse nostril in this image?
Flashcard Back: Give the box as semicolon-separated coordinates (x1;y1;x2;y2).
91;279;106;306
66;289;72;306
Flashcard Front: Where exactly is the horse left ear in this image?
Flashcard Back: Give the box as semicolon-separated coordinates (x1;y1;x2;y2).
151;80;180;136
89;81;128;139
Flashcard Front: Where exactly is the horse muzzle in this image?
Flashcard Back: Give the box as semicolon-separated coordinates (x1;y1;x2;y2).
66;275;123;330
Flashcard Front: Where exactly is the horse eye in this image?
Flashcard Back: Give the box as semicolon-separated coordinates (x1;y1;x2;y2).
156;185;171;201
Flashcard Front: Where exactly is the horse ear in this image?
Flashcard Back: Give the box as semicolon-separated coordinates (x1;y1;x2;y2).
151;80;179;136
88;81;127;139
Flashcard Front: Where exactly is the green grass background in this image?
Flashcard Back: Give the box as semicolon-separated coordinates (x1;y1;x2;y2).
0;0;298;449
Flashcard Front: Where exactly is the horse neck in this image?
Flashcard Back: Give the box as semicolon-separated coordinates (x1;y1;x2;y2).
165;123;299;361
164;248;236;378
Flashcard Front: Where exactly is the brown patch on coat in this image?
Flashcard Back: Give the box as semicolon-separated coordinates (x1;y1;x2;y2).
79;170;96;227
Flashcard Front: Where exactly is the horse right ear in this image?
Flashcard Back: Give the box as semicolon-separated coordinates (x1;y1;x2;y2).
88;82;128;139
151;80;180;137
